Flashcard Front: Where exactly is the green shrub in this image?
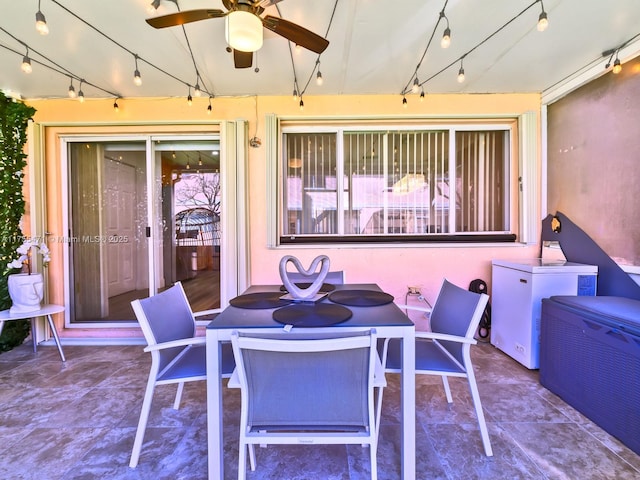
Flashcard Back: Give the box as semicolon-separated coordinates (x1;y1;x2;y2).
0;91;37;352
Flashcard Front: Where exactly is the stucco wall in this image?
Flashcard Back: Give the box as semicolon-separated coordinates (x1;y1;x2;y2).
26;92;541;335
547;57;640;266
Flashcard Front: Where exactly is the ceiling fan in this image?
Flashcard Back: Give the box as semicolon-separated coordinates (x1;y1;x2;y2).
146;0;330;69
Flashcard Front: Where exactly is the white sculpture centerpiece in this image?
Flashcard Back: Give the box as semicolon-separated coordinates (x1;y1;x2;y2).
279;254;330;301
7;237;50;313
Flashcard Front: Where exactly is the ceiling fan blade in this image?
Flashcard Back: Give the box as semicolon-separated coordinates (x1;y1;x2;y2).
234;50;253;69
262;15;329;54
146;9;225;29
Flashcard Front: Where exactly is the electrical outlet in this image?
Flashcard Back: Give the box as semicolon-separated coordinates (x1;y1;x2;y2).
407;286;421;295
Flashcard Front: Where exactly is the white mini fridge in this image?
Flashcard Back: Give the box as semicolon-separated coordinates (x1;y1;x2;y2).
490;259;597;369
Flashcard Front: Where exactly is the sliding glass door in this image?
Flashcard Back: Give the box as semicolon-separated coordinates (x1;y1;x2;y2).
66;135;221;324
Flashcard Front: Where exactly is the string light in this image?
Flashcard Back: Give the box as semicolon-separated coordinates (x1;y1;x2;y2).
207;96;213;114
537;1;549;32
412;77;420;94
316;60;323;86
21;49;32;74
612;57;622;74
113;98;119;112
402;96;407;108
187;88;193;106
35;0;49;35
78;80;84;103
440;10;451;48
457;59;465;83
420;89;425;101
299;97;304;111
68;78;77;98
194;83;201;97
292;88;298;101
133;55;142;86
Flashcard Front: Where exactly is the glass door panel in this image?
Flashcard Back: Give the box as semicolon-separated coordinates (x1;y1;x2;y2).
67;137;221;324
68;141;148;322
154;141;221;312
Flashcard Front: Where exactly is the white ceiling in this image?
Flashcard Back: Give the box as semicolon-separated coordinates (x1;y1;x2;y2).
1;0;639;101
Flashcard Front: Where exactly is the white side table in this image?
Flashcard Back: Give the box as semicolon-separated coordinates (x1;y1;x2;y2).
0;304;66;361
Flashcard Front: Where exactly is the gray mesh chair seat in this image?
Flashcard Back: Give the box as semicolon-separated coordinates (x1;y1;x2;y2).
380;279;493;457
129;282;234;468
229;329;384;480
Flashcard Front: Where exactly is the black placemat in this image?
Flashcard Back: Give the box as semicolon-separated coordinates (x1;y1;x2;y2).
272;303;352;327
229;292;293;309
279;283;336;293
328;289;395;307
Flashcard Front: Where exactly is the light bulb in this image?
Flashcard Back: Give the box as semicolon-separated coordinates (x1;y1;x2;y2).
537;12;548;32
133;69;142;86
78;89;84;103
113;100;119;112
612;58;622;74
299;98;304;111
35;10;49;35
187;94;193;106
402;97;407;108
21;55;32;74
194;84;201;97
441;27;451;48
293;89;298;101
420;89;425;101
68;83;76;98
412;78;419;94
457;67;465;83
207;104;212;115
316;71;323;86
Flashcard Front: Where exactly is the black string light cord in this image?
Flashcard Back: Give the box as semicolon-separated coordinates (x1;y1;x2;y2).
401;0;545;98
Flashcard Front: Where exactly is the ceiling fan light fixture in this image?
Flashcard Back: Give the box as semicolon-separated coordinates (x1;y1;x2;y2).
225;11;263;53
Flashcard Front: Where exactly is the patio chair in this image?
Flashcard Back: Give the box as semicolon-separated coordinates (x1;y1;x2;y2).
379;279;493;456
129;282;235;468
229;329;385;480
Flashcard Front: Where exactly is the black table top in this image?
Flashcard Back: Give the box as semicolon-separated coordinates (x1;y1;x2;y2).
207;283;414;330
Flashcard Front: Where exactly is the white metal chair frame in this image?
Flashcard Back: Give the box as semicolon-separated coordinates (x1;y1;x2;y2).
129;281;233;468
380;279;493;457
229;329;385;480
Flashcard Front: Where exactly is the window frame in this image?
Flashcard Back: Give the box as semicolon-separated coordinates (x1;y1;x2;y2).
268;116;529;247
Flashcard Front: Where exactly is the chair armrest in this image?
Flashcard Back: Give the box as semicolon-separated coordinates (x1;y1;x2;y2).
394;303;432;314
415;331;477;345
374;353;387;388
227;368;241;388
144;336;206;353
194;308;221;318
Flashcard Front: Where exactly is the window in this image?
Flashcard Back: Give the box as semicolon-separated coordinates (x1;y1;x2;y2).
279;123;517;245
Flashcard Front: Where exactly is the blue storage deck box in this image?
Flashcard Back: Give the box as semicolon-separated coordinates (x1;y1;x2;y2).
540;295;640;455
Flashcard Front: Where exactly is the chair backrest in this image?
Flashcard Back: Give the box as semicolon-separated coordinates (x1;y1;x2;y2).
131;282;196;372
429;279;489;364
231;330;376;431
285;270;345;285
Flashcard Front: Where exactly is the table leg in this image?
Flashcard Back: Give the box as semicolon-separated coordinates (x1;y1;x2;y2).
206;329;224;480
31;318;37;353
46;314;66;362
401;327;416;480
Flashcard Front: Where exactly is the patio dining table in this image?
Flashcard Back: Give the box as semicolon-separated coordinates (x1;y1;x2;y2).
205;283;416;479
